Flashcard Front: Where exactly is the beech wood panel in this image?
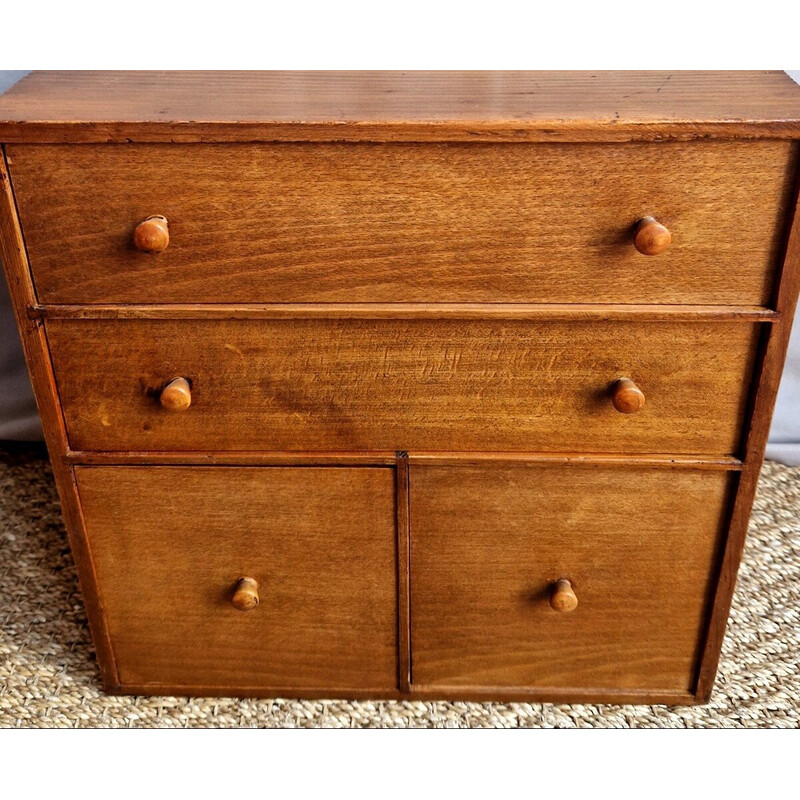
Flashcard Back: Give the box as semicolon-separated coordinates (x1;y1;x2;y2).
409;464;735;692
46;317;760;454
1;71;800;142
9;141;797;305
75;466;398;690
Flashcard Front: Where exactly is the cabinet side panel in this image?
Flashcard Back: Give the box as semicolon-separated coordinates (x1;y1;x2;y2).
696;145;800;700
0;146;118;689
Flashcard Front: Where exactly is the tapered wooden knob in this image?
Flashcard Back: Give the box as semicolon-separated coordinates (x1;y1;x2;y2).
133;215;170;253
634;216;671;255
159;377;192;411
550;579;578;613
611;377;645;414
231;577;259;612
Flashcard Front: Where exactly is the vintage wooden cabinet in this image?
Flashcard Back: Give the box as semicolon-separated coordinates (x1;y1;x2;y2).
1;71;799;704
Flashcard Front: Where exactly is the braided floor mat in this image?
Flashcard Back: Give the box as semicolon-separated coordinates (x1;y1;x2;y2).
1;444;798;728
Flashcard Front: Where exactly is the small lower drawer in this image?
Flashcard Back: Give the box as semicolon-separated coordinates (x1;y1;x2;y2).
76;465;398;692
409;463;734;693
48;317;759;454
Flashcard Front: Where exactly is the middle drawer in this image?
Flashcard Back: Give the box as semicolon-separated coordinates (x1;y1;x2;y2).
47;317;760;454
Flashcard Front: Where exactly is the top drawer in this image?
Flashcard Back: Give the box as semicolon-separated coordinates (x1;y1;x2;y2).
8;141;797;306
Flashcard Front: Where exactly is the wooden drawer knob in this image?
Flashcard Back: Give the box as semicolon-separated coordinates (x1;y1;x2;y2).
159;377;192;411
231;577;259;611
634;216;671;256
550;579;578;613
611;377;645;414
133;215;170;253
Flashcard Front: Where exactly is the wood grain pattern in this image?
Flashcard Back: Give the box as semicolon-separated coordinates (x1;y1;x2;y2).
395;453;411;692
31;303;781;321
64;450;401;466
1;71;800;143
45;317;761;455
8;141;797;306
695;168;800;700
3;73;800;704
63;450;743;469
404;452;743;469
75;466;398;691
105;683;695;704
0;147;119;688
101;680;695;704
409;464;735;692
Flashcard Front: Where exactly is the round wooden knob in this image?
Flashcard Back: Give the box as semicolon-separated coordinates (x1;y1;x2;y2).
133;215;170;253
633;216;671;256
550;579;578;613
159;377;192;411
611;377;645;414
231;577;259;612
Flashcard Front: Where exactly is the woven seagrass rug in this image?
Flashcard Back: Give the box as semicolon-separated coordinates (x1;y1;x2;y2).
1;442;798;728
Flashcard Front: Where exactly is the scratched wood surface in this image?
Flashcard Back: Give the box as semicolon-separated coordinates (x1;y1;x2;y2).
75;465;398;690
46;317;760;455
1;71;800;142
3;73;800;704
409;463;734;692
8;141;797;305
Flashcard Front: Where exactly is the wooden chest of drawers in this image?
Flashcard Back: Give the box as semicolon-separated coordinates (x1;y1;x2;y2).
2;71;799;704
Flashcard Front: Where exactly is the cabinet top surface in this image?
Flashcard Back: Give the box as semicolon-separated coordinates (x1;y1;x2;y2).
1;71;799;143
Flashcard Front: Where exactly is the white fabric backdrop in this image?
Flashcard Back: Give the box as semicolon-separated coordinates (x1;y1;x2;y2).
1;70;798;461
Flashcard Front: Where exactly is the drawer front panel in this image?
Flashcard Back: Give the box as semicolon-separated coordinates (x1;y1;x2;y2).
409;464;734;692
76;466;398;690
11;141;796;305
48;318;759;454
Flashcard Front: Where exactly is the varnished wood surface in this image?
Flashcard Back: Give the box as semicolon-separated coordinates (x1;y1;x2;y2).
132;215;170;254
549;579;579;613
2;73;800;703
9;141;797;306
64;450;401;466
1;71;800;143
76;466;398;690
695;167;800;700
395;453;411;692
46;318;760;455
409;464;734;692
0;150;119;688
230;577;260;612
611;377;646;414
158;376;191;411
108;683;695;704
633;216;672;256
30;303;780;321
62;450;744;469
